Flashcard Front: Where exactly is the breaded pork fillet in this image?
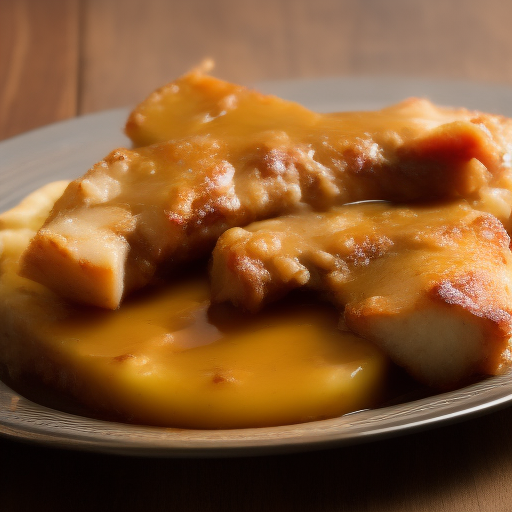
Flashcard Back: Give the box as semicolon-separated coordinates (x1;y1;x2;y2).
210;201;512;388
20;69;512;309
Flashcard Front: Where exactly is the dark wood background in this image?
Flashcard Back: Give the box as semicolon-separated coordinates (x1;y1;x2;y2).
3;0;512;510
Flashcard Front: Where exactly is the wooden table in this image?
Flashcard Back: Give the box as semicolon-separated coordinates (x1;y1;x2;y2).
3;1;512;510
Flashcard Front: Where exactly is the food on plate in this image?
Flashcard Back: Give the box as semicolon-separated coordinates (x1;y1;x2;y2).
125;60;317;147
19;66;512;309
3;66;512;429
0;185;388;428
210;201;512;388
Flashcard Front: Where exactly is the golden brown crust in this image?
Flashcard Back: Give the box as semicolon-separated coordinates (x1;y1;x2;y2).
19;69;512;308
210;202;512;388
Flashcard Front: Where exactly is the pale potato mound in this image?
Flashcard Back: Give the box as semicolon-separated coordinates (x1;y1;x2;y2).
0;181;70;379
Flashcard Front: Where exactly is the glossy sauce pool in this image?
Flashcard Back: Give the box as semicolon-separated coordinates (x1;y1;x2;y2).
1;266;415;429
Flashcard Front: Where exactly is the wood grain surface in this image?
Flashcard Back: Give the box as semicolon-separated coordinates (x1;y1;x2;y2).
3;1;512;511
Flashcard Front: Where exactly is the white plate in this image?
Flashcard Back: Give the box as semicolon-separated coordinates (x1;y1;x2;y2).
2;77;512;457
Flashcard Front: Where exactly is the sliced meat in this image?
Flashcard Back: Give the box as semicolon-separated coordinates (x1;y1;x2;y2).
210;201;512;388
20;69;512;309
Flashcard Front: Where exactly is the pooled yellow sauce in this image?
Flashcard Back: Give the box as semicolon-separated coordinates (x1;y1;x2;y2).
39;272;388;429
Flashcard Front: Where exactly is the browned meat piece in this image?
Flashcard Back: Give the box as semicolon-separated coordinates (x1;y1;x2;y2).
19;69;512;309
210;201;512;388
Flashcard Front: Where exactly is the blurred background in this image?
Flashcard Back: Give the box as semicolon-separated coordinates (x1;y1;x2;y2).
3;0;512;140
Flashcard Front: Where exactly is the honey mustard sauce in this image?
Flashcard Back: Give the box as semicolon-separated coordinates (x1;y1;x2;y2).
27;269;386;429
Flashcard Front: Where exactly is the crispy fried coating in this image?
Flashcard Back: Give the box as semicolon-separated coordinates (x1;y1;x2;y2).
19;68;512;308
210;201;512;388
